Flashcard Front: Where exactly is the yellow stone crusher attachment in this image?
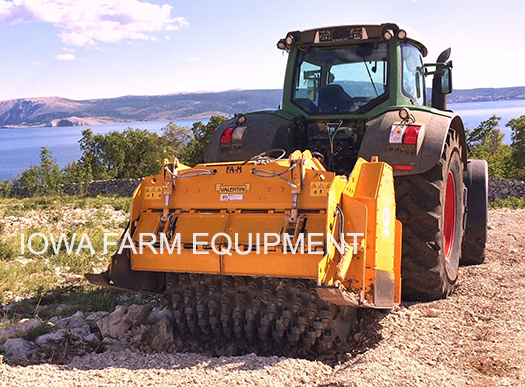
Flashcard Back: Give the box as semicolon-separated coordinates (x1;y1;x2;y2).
87;150;402;309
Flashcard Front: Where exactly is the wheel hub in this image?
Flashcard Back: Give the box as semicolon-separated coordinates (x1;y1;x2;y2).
444;171;456;261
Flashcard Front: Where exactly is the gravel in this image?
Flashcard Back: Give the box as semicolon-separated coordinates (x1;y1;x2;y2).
1;208;524;386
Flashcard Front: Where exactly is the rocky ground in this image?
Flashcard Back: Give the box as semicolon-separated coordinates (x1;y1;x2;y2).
1;209;524;387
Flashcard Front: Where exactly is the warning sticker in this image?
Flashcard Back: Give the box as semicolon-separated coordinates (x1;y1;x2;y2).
310;182;331;196
220;194;244;201
144;186;162;200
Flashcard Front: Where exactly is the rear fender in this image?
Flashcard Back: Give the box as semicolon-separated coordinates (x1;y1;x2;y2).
204;112;295;163
358;109;467;176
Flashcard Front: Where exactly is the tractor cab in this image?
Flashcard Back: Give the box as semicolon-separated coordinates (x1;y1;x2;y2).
204;23;455;177
278;24;433;118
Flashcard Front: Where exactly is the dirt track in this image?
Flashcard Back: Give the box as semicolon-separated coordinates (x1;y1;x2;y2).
1;209;524;386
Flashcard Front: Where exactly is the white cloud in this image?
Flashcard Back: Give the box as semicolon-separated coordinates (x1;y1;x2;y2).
0;0;188;47
55;53;76;60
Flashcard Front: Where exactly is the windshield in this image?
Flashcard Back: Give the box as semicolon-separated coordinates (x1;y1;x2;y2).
292;42;388;114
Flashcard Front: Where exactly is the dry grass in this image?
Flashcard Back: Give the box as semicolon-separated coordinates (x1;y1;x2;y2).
0;195;131;322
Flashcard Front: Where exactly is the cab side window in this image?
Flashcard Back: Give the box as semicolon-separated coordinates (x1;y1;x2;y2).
401;44;424;105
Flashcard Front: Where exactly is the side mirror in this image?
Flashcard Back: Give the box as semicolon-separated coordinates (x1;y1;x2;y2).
441;66;452;94
429;55;452;110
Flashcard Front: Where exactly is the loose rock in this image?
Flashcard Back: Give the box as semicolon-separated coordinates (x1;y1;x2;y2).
0;318;42;343
3;338;36;366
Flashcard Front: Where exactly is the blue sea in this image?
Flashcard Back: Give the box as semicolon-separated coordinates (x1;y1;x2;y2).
0;119;201;182
1;99;524;182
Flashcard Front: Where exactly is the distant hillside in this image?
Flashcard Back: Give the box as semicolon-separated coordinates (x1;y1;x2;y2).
448;87;525;103
1;86;524;128
0;90;282;128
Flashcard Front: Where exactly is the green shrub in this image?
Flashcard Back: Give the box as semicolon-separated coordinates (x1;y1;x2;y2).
16;148;62;196
78;128;174;180
20;323;51;342
65;286;122;314
179;116;228;166
466;115;518;178
0;240;17;261
0;179;13;198
507;115;525;180
490;196;525;209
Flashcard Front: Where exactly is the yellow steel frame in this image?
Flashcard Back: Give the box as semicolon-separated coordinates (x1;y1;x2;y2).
127;151;402;309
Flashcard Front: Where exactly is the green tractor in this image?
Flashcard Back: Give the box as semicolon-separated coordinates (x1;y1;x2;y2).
204;23;488;301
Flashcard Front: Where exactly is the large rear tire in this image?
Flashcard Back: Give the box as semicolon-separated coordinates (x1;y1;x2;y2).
395;130;465;301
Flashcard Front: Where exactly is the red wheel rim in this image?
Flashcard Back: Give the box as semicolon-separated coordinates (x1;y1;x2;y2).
444;171;456;261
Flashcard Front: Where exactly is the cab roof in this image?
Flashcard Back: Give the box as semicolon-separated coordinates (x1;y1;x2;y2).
280;23;428;57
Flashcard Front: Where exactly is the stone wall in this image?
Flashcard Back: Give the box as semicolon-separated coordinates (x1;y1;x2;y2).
488;178;525;201
4;177;525;201
7;178;143;198
53;177;525;202
60;178;143;196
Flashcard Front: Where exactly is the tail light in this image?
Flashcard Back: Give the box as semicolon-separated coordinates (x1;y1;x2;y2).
403;125;421;145
220;127;236;143
389;123;422;145
221;125;247;146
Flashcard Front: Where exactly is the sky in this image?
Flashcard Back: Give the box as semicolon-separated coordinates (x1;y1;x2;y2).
0;0;523;101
